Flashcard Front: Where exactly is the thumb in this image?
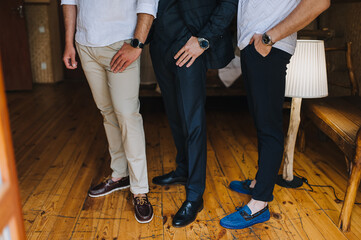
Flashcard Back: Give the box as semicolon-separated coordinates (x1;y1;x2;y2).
249;37;255;45
71;54;78;68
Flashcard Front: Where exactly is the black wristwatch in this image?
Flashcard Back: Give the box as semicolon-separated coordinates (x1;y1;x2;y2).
262;33;275;46
198;37;210;50
130;38;144;49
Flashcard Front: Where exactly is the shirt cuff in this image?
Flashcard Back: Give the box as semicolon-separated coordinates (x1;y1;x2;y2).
61;0;77;5
136;3;158;18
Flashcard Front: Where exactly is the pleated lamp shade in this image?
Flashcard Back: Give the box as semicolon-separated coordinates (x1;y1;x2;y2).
285;40;328;98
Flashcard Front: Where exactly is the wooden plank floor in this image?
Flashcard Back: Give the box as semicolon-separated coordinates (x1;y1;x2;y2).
6;82;361;240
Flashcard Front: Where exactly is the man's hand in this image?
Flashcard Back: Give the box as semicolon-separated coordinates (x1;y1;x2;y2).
110;43;142;73
63;45;78;69
174;36;205;68
250;34;272;57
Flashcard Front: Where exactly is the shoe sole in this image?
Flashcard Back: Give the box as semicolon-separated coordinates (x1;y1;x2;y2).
220;217;270;229
135;213;154;224
172;204;204;228
152;181;186;186
88;185;130;198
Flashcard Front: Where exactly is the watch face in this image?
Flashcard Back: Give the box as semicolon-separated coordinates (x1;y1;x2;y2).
200;40;209;49
131;39;139;48
262;34;270;45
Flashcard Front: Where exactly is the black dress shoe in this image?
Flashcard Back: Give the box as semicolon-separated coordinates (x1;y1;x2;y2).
172;199;204;227
152;171;187;186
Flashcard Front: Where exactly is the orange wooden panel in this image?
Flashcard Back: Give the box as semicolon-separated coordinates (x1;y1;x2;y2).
0;54;26;239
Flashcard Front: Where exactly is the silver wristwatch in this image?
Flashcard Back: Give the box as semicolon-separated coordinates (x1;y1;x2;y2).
198;38;210;50
262;33;275;46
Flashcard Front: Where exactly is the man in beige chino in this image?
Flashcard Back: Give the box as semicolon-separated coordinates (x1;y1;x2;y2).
61;0;158;223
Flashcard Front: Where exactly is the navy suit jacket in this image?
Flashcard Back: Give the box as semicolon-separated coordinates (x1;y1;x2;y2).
149;0;238;69
177;0;238;69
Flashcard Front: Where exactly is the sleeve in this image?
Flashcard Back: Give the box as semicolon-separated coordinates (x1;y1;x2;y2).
136;0;159;18
61;0;77;5
197;0;238;41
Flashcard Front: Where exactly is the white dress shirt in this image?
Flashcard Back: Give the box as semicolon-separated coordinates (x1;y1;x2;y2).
61;0;158;47
237;0;301;55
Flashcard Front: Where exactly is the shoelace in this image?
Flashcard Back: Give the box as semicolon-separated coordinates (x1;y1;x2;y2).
136;196;148;206
235;205;249;217
239;210;248;217
235;203;245;212
102;176;112;183
103;176;123;184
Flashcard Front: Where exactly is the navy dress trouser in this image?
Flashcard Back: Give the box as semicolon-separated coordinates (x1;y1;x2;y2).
150;42;207;202
241;44;292;202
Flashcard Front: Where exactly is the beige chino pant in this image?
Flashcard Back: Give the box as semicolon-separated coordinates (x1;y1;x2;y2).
76;40;149;194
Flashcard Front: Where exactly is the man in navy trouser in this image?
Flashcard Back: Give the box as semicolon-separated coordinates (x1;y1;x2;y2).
221;0;330;230
241;44;292;201
150;0;238;227
151;43;208;202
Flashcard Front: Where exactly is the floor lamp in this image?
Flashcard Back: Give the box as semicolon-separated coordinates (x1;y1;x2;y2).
276;40;329;188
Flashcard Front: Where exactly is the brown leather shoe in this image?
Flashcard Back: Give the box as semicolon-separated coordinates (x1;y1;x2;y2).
89;176;130;197
133;195;153;223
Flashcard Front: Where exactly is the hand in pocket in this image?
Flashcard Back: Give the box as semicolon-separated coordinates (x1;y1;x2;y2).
250;34;272;57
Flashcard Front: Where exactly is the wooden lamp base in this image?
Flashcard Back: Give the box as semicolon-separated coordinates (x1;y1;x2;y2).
279;98;303;189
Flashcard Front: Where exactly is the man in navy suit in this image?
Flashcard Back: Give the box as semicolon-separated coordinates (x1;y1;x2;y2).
150;0;238;227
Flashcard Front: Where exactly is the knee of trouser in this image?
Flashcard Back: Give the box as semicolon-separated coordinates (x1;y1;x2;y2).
97;106;120;127
99;106;114;116
98;105;117;122
184;106;206;130
256;126;284;148
112;98;140;115
257;122;282;132
115;111;143;125
254;111;282;130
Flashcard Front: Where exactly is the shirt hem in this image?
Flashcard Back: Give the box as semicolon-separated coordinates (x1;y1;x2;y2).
238;40;296;55
75;37;133;48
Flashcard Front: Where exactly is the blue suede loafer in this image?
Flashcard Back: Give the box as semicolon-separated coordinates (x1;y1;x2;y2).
229;179;253;195
220;205;270;229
